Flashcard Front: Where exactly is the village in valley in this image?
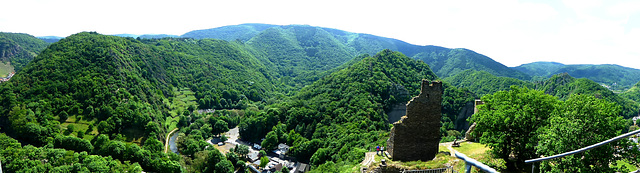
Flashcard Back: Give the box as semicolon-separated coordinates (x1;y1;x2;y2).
171;126;309;173
0;71;14;83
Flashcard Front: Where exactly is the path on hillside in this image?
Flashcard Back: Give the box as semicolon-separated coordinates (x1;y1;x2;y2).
165;128;179;153
440;140;465;157
361;152;376;167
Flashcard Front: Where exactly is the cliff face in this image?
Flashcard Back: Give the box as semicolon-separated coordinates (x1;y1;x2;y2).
0;33;49;72
0;39;20;62
387;80;442;161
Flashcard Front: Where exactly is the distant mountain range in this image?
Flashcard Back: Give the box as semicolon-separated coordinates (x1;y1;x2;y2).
37;36;64;43
513;62;640;89
12;23;640;89
181;23;530;81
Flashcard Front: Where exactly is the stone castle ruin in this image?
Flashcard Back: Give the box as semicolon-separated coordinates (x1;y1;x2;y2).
386;80;442;161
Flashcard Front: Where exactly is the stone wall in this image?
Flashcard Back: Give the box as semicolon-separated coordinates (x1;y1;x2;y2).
386;79;442;162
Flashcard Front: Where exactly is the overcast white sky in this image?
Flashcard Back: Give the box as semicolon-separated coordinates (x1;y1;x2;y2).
1;0;639;68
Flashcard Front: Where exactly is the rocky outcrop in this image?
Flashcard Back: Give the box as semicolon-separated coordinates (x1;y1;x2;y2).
387;79;442;161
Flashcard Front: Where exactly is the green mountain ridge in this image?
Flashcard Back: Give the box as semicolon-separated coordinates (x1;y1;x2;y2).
182;23;278;41
38;36;65;43
181;23;530;80
446;70;638;118
620;82;640;104
444;70;534;97
415;48;531;80
535;73;639;118
513;62;640;89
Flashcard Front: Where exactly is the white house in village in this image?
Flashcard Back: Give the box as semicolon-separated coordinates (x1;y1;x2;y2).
273;143;290;158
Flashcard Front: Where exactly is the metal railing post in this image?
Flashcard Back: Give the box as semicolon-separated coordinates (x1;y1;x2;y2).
454;151;499;173
531;163;534;173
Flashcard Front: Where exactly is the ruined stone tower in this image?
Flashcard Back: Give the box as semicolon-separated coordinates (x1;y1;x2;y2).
387;79;442;161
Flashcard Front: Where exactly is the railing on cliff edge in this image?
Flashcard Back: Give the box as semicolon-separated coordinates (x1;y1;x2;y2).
525;128;640;173
454;151;499;173
401;166;457;173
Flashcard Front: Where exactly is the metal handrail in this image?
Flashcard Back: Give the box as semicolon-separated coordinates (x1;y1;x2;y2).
525;128;640;163
454;151;499;173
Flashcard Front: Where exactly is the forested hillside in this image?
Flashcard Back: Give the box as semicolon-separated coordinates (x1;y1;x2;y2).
534;73;639;118
0;32;50;72
621;82;640;104
236;50;474;171
414;48;530;80
138;34;179;39
444;70;534;97
0;32;281;172
182;23;277;41
37;36;64;43
511;62;565;78
245;25;356;83
445;70;639;118
182;24;530;81
514;62;640;89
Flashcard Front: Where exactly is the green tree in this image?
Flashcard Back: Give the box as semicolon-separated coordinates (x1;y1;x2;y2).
214;160;234;173
213;119;229;136
260;156;269;168
226;152;240;167
143;137;163;153
65;124;76;135
59;110;69;122
145;121;160;134
536;94;630;172
97;121;114;134
76;130;85;137
471;86;558;170
235;144;250;158
261;131;278;151
220;134;228;142
259;150;267;157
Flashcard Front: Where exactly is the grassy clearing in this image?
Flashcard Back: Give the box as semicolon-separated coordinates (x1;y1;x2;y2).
121;128;146;145
615;160;639;172
163;87;198;130
168;87;197;116
165;116;179;131
61;115;94;140
0;62;14;77
455;142;489;156
455;142;506;171
363;145;464;171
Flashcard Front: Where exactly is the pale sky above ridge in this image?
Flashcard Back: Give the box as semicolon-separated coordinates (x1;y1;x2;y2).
1;0;638;69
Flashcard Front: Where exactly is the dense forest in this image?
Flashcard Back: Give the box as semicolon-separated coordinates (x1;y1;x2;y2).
1;24;640;172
